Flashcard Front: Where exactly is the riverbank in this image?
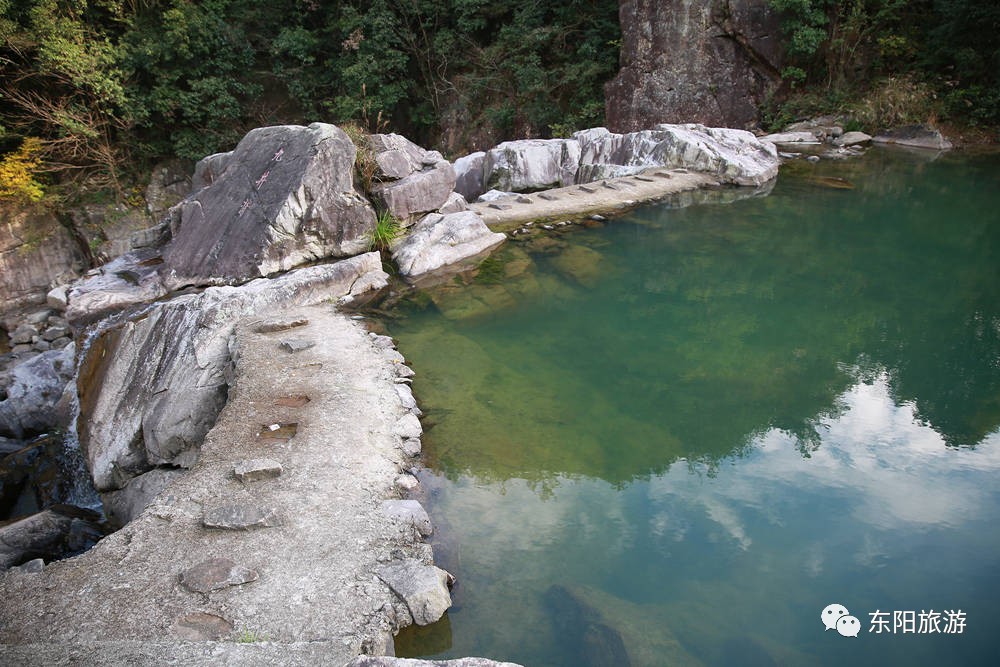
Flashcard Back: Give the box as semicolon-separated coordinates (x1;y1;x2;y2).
0;305;439;663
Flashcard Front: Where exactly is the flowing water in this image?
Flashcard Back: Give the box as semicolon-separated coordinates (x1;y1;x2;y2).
386;149;1000;666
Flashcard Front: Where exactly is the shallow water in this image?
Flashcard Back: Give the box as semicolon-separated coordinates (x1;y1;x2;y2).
387;149;1000;666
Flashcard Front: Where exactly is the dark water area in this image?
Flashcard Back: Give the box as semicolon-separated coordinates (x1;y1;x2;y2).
386;149;1000;666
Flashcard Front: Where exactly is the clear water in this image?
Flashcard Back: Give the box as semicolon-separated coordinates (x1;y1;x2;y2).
386;149;1000;666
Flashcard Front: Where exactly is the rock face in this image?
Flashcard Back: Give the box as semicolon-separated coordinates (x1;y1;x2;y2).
161;123;376;289
368;133;457;225
605;0;783;131
99;467;187;528
65;250;169;325
0;203;88;314
575;124;779;186
391;212;506;282
76;253;387;494
453;151;487;201
483;139;581;193
0;346;75;439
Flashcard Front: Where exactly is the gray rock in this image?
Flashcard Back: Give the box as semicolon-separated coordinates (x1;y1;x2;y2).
9;325;38;345
401;438;421;458
834;131;872;147
376;558;452;626
381;499;433;537
49;337;71;350
394;384;419;413
0;206;88;314
45;285;69;311
76;254;387;492
575;124;779;187
476;189;517;203
41;325;70;342
347;658;524;667
483;139;581;192
100;467;187;528
368;135;457;226
65;250;169;325
393;414;423;440
280;339;315;353
873;125;952;150
0;506;102;571
0;436;25;456
392;212;506;281
452;151;486;201
605;0;783;131
191;151;234;191
0;345;74;439
161;123;376;290
438;191;469;215
233;458;283;483
32;339;51;352
10;557;44;573
179;557;258;593
395;474;419;492
202;504;282;530
254;317;309;333
145;159;192;221
759;131;822;145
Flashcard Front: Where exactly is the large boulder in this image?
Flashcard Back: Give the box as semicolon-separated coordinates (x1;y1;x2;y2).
76;253;388;493
368;134;457;225
160;123;376;290
452;151;487;201
99;467;187;528
65;250;169;326
574;124;779;186
0;346;75;440
376;558;452;626
392;212;505;282
873;124;953;150
483;139;581;193
0;505;102;571
605;0;782;131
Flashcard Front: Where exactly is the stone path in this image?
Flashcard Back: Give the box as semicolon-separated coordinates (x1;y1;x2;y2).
0;305;440;665
469;168;717;230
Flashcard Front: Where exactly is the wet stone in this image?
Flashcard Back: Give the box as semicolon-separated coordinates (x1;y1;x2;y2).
202;504;282;530
179;557;259;593
234;458;283;483
280;339;315;353
254;317;309;333
172;612;234;640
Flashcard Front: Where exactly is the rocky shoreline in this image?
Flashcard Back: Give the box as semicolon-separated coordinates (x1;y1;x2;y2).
0;120;786;665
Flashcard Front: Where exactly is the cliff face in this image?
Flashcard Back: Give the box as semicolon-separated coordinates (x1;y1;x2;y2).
605;0;783;131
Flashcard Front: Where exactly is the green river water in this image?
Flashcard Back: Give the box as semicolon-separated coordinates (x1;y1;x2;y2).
386;149;1000;666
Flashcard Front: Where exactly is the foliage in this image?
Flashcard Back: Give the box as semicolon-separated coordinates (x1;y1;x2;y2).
0;136;45;201
369;209;402;252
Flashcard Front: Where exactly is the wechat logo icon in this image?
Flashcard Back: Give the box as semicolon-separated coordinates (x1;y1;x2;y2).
822;603;861;637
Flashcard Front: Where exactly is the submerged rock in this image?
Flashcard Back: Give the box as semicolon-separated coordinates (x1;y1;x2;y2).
392;212;506;282
161;123;376;289
873;124;953;150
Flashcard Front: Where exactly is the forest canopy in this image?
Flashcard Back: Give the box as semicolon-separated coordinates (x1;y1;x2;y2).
1;0;997;199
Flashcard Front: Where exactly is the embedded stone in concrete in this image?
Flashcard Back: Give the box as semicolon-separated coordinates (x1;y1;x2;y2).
393;414;422;440
395;365;415;379
273;395;310;407
233;459;283;483
376;559;452;626
256;423;298;443
202;504;282;530
381;500;432;537
179;558;259;593
171;612;234;640
395;384;420;413
254;317;309;333
395;474;419;492
280;339;315;353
